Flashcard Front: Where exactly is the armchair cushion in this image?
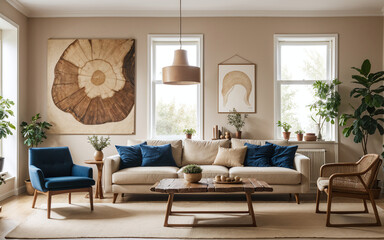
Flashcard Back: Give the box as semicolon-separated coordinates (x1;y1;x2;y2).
72;164;93;178
29;147;73;177
317;177;329;191
45;176;95;190
29;165;47;192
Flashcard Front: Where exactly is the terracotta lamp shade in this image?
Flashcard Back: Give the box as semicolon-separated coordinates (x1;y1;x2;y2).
162;49;200;85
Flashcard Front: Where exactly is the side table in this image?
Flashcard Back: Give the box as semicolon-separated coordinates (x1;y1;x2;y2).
84;160;104;199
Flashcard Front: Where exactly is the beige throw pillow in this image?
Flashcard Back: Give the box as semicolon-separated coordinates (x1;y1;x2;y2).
213;146;247;167
182;139;230;166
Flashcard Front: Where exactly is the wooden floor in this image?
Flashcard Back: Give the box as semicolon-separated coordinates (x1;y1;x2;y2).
1;190;384;240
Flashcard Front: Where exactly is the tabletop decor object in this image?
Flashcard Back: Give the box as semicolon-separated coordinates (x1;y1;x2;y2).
87;135;110;161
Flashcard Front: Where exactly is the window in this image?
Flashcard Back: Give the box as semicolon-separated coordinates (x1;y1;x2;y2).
148;35;203;139
274;34;338;141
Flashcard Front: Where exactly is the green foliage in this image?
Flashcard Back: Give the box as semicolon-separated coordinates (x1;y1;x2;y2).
20;113;52;147
0;96;16;140
183;128;196;135
227;108;248;132
308;79;341;135
182;164;202;174
87;135;111;151
277;121;292;132
339;59;384;155
295;130;305;134
0;173;5;185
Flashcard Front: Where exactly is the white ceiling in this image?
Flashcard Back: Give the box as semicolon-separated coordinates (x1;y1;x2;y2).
6;0;384;18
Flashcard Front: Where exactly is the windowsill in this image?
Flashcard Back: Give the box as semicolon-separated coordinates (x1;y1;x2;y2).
286;140;337;144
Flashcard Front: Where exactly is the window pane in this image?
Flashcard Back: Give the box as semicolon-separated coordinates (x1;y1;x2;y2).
155;84;198;138
154;44;197;80
280;45;328;81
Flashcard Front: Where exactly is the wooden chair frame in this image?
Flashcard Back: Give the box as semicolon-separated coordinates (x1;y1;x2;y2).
315;156;382;227
32;187;94;219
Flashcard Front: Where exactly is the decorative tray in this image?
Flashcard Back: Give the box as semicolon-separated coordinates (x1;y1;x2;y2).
214;180;243;184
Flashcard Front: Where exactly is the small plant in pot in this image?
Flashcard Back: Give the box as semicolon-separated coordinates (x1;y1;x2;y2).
87;135;111;161
0;97;16;172
227;108;248;139
277;121;292;140
183;164;202;183
183;128;196;139
295;130;305;141
20;113;52;195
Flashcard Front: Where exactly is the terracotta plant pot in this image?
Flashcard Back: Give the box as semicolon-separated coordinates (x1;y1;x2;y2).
282;132;291;140
297;134;303;141
94;150;104;161
184;173;202;183
235;131;242;139
25;179;34;195
186;134;192;139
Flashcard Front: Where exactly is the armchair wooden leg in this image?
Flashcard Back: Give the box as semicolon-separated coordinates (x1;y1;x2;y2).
294;193;300;204
315;189;321;213
363;199;368;213
113;193;119;204
32;190;38;208
47;191;52;219
326;192;332;227
89;187;94;211
369;192;381;226
68;193;71;204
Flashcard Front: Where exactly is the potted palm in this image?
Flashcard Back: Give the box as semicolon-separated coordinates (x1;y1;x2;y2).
87;135;111;161
295;130;305;141
0;97;16;172
20;113;52;195
183;128;196;139
277;121;292;140
183;164;202;183
227;108;248;139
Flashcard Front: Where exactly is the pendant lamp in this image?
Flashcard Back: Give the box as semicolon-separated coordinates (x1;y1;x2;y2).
162;0;200;85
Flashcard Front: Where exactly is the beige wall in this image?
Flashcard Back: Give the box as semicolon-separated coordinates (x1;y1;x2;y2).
0;0;28;188
26;17;383;176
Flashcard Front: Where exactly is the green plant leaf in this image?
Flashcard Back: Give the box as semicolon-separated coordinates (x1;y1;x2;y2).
361;59;371;77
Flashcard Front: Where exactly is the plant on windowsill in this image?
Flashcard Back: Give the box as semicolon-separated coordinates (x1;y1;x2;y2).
87;135;111;161
20;113;52;195
277;121;292;140
227;108;248;139
183;128;196;139
182;164;202;183
340;59;384;155
308;79;341;141
295;130;305;141
0;96;16;172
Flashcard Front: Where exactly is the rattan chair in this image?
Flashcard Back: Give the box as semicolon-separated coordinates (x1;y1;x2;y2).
315;154;382;227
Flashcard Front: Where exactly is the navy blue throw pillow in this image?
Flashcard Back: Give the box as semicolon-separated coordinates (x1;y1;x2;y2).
266;142;298;169
140;144;177;167
244;143;274;167
116;142;147;169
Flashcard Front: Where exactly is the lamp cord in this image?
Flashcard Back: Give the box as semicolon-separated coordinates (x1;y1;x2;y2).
179;0;182;49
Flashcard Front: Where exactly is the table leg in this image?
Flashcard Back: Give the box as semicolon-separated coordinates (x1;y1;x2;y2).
164;193;174;227
97;164;104;199
246;192;257;227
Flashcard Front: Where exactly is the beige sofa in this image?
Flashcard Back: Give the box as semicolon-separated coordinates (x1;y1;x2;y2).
104;139;310;203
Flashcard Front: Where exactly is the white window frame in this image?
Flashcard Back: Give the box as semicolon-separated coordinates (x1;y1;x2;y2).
148;34;204;140
274;34;338;141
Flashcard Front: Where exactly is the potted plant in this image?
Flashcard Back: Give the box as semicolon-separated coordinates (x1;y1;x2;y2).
183;128;196;139
295;130;305;141
87;135;111;161
277;121;292;140
20;113;52;195
182;164;203;183
0;97;16;172
340;59;384;155
309;79;341;141
227;108;248;139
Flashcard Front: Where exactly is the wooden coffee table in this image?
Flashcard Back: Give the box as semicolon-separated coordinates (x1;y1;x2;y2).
150;178;273;227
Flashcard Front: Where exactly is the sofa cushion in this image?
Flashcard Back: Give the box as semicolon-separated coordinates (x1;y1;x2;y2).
112;166;179;184
140;144;177;167
266;142;298;169
317;177;329;191
229;167;301;185
116;142;147;169
244;143;274;167
128;139;183;167
213;146;247;167
45;176;95;190
231;139;289;148
178;165;229;178
182;139;230;166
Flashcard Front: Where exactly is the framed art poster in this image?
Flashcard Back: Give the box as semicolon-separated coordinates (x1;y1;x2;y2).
218;63;256;113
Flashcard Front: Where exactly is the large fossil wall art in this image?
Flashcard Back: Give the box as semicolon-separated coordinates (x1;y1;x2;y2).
218;64;256;113
47;39;135;134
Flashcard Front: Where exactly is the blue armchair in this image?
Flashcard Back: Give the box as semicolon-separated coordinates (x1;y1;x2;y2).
29;147;95;218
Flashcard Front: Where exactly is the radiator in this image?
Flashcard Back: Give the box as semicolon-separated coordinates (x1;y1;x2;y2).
297;149;326;189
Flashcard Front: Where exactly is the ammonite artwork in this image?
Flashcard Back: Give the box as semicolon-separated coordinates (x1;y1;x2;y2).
47;39;135;134
218;64;256;113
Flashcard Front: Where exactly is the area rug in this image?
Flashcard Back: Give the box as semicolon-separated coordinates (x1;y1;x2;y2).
6;201;384;239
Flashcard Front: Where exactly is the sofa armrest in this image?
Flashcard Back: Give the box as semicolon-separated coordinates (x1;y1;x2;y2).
294;153;310;193
72;164;93;178
29;165;46;192
104;154;121;193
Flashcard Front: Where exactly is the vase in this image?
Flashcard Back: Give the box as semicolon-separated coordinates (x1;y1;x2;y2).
282;132;291;140
235;131;242;139
317;124;323;141
296;134;303;141
184;173;202;183
94;150;104;161
186;134;192;139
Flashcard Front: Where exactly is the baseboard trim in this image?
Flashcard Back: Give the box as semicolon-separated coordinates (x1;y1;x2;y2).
0;188;16;201
16;185;26;195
